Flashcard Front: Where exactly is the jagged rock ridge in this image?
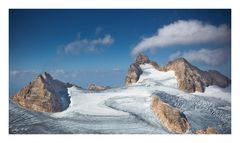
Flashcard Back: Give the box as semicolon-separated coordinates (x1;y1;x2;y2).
125;54;231;93
161;58;231;92
11;72;72;112
88;83;110;91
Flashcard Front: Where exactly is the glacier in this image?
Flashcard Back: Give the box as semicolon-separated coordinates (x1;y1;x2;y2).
9;64;231;134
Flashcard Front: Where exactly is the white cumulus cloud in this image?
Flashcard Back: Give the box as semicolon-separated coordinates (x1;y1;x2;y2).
64;34;114;55
132;20;231;55
169;48;230;66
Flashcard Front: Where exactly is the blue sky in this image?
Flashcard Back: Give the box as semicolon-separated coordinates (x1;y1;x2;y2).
9;9;231;95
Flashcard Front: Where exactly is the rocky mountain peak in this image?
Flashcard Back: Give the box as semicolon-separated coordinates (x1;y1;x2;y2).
135;53;150;64
12;72;71;112
165;57;192;69
163;58;231;92
125;53;159;85
42;72;53;80
172;57;188;63
37;72;54;84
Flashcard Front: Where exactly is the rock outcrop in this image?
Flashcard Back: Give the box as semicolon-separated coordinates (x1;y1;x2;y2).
11;72;71;112
125;63;143;85
88;84;110;91
125;54;231;93
151;95;191;134
161;58;231;92
125;53;152;85
195;127;218;134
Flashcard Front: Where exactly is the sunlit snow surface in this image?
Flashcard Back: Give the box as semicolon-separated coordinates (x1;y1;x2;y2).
9;64;231;134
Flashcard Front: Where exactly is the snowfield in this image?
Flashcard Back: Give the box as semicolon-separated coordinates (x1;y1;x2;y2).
9;64;231;134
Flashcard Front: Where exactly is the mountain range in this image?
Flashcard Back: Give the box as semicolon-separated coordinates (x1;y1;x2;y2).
9;54;231;134
125;54;230;92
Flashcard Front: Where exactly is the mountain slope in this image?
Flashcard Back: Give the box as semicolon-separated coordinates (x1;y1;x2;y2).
10;63;231;134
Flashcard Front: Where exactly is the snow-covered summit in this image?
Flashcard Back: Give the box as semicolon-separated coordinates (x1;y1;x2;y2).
126;54;231;93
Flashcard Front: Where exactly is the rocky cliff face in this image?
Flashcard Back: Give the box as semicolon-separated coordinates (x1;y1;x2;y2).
125;63;143;85
151;95;191;134
125;54;151;85
195;127;218;134
125;54;231;93
135;53;150;64
11;72;71;112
